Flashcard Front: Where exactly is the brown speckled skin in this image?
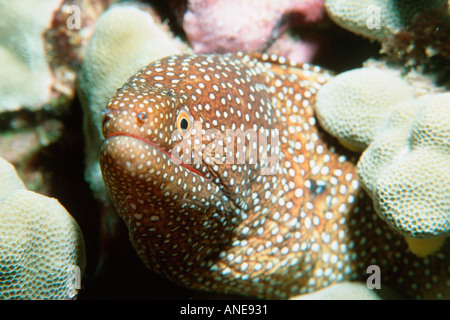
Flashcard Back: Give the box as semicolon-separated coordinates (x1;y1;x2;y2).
100;52;449;299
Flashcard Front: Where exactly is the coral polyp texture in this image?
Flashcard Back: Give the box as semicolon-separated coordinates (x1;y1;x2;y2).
357;93;450;256
0;157;86;299
324;0;450;85
324;0;447;40
314;67;415;151
0;157;26;196
0;0;114;112
291;281;383;300
313;63;449;257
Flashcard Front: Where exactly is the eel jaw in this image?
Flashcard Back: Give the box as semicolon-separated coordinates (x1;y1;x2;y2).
99;135;238;273
104;132;209;180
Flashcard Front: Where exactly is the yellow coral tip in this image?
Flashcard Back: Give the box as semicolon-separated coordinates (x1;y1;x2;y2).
404;235;447;257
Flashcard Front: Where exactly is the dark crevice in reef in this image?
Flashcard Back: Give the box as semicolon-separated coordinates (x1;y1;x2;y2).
310;23;382;73
30;95;102;286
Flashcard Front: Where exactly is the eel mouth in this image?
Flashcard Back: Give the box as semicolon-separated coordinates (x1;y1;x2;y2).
105;132;208;179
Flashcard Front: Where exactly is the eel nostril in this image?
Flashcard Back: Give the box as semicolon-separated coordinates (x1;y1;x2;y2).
137;111;148;124
101;108;115;127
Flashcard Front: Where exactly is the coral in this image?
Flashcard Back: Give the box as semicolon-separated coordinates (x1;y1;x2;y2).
0;0;117;112
0;0;115;195
0;157;26;197
0;0;61;112
291;282;382;300
266;31;323;65
0;157;85;299
356;92;450;257
44;0;121;103
321;0;449;255
181;0;325;58
314;62;449;257
324;0;450;85
380;6;450;86
324;0;446;40
314;66;415;151
291;281;403;299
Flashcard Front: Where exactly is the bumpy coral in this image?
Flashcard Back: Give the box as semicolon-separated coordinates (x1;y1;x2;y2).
0;157;85;299
181;0;325;58
0;0;117;112
324;0;447;40
357;93;450;256
0;157;26;196
314;63;449;257
324;0;450;85
314;67;415;151
291;282;382;300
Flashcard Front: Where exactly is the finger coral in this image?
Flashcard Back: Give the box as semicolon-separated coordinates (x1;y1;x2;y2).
356;93;450;256
0;157;85;299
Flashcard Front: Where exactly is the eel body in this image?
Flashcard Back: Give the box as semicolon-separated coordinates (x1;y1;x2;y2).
100;52;449;299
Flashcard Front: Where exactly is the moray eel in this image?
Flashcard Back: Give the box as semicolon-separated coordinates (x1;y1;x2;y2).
100;52;449;299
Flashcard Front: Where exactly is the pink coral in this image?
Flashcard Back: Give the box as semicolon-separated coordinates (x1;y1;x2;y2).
266;32;323;64
182;0;325;58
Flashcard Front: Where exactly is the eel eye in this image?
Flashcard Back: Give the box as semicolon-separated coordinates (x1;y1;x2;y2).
176;110;192;134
